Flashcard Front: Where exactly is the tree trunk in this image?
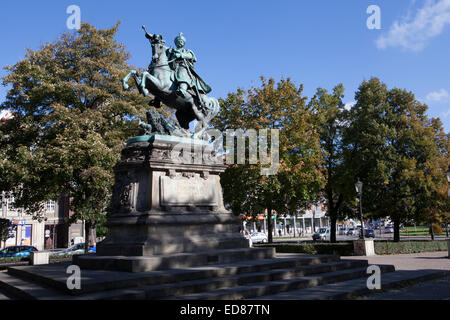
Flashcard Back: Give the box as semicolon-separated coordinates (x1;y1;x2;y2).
327;191;342;244
330;215;337;243
393;217;400;242
430;223;435;241
267;207;273;243
446;221;449;238
84;221;97;253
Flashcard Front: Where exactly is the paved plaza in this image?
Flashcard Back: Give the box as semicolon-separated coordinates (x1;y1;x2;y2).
341;251;450;300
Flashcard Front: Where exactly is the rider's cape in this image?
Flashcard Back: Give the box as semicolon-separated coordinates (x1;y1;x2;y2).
189;67;212;95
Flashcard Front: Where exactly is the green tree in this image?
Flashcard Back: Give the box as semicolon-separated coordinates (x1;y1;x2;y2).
342;78;447;241
213;77;324;243
0;219;17;249
309;84;357;242
0;22;148;252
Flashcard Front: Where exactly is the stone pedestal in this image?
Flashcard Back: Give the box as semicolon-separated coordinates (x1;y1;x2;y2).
353;239;376;256
30;251;49;265
76;135;272;272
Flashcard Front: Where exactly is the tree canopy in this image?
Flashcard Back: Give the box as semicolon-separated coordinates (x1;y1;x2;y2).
309;84;358;242
213;77;324;242
0;22;147;249
342;78;449;241
0;219;17;246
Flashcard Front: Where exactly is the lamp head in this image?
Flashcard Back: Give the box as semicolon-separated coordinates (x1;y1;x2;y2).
355;179;363;194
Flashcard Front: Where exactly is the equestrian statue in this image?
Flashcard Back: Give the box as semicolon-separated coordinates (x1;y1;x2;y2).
122;26;220;140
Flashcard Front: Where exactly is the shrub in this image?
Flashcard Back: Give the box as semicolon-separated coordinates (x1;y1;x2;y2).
0;255;72;266
254;242;355;256
0;257;24;264
374;240;447;255
432;224;442;235
256;239;448;256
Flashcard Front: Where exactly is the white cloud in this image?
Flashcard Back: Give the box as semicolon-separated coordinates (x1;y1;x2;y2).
441;109;450;118
426;89;449;102
376;0;450;51
344;101;356;110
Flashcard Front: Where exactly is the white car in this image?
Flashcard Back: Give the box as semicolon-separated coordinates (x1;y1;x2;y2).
384;226;394;233
52;243;85;256
312;228;330;241
250;232;268;244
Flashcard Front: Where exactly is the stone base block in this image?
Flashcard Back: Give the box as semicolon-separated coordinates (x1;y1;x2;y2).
74;247;276;272
353;239;376;256
30;252;49;266
97;212;246;256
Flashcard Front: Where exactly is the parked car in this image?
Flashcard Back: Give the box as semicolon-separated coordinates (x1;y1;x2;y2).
312;228;330;241
250;232;268;244
347;228;357;236
52;243;85;256
338;228;347;235
384;226;394;233
0;245;38;258
364;229;375;238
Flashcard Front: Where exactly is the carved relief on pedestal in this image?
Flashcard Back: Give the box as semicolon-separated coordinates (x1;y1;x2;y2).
121;143;149;162
160;171;218;208
151;148;171;161
111;170;137;213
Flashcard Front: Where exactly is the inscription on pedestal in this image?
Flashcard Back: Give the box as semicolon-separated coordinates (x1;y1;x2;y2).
160;175;218;206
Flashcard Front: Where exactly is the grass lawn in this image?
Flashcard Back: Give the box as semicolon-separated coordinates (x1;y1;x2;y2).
400;226;444;236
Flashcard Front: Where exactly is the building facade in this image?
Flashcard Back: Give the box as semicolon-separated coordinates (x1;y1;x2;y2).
241;203;330;236
0;192;83;250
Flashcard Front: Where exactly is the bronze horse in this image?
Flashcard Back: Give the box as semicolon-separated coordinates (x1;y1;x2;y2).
122;31;219;140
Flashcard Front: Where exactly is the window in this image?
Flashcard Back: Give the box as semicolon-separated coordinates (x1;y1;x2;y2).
5;247;19;253
46;201;56;212
7;197;18;212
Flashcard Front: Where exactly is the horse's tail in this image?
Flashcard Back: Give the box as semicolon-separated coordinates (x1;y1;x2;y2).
203;96;220;120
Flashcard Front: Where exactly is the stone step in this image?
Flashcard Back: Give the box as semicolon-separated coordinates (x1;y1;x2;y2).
66;259;368;300
6;254;341;296
0;272;70;300
74;247;277;272
256;269;450;300
167;265;396;300
0;291;13;300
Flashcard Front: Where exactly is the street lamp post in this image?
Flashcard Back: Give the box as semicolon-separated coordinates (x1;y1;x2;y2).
355;180;365;240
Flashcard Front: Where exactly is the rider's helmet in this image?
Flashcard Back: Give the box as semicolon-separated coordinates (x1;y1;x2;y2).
174;32;186;47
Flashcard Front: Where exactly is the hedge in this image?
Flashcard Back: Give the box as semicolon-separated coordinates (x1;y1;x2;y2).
254;242;355;256
0;257;23;264
255;240;448;256
0;255;73;266
374;240;448;255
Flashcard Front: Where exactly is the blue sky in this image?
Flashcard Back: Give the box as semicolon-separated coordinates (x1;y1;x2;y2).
1;0;450;131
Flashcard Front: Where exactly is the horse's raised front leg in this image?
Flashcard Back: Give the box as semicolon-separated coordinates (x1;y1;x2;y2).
122;70;138;90
140;71;165;97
